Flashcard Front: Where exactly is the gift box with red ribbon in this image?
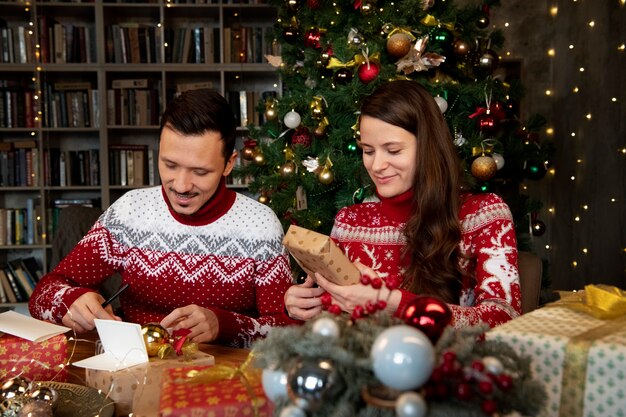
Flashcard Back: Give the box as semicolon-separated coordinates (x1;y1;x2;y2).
159;364;273;417
0;333;67;382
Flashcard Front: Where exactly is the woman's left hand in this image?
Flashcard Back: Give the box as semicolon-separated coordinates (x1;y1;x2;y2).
160;304;219;343
314;262;382;314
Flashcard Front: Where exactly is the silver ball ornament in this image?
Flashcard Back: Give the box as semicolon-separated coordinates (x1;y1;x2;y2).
262;368;289;402
395;391;427;417
434;96;448;113
287;358;344;411
1;378;31;400
311;317;340;339
283;110;302;129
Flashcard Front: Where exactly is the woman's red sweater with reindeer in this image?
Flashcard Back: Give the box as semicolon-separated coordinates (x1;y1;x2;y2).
330;191;522;328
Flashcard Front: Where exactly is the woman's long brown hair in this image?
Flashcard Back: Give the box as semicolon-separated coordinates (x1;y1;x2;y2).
360;80;465;304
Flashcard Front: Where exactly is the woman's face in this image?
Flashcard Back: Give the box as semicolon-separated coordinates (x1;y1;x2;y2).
359;115;417;198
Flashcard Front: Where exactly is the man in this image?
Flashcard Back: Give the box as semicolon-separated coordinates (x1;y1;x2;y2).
29;89;294;348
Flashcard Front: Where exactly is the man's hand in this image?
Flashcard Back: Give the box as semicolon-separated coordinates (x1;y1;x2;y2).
284;275;326;321
160;305;219;344
61;292;122;333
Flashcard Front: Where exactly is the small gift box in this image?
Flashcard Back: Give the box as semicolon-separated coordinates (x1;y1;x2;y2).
283;224;360;285
159;364;273;417
0;333;67;382
487;286;626;417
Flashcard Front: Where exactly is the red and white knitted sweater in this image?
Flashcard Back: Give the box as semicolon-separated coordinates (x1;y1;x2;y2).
330;190;521;328
29;181;294;348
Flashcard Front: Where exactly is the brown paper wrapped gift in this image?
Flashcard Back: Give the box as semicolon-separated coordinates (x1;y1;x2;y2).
283;225;360;285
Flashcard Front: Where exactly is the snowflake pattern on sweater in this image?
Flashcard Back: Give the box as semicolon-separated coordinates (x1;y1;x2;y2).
29;187;294;348
330;192;521;329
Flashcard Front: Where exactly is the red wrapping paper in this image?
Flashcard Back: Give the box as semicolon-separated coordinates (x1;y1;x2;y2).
0;333;67;382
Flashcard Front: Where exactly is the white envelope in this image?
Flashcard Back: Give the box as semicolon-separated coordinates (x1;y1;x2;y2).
0;311;70;342
73;319;149;371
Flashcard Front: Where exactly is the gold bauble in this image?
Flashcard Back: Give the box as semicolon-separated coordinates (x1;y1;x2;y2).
241;146;255;161
141;323;169;357
386;33;412;58
314;123;327;138
265;106;278;121
258;194;269;204
309;97;325;119
253;147;266;165
471;155;497;181
280;161;296;177
318;166;334;185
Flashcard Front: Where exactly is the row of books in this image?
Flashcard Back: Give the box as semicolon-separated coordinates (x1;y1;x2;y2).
43;148;100;187
223;26;278;64
106;79;162;126
0;140;39;187
0;89;36;129
0;24;36;64
0;199;43;246
42;82;100;129
163;26;221;64
109;144;157;187
105;23;162;64
228;90;276;127
38;17;97;64
0;257;43;303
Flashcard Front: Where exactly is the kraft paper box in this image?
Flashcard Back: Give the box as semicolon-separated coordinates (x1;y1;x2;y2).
0;333;67;382
160;365;273;417
486;305;626;417
283;224;360;285
86;351;215;417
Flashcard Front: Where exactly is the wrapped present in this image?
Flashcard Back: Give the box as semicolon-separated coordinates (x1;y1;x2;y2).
0;333;67;382
283;224;360;285
487;288;626;417
160;363;273;417
86;351;215;417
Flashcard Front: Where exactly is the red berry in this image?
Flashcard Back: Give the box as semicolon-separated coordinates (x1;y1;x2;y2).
442;351;457;364
320;293;333;306
371;278;383;289
456;382;473;401
471;360;485;372
478;380;494;395
441;361;459;376
360;275;371;285
385;276;400;290
497;374;514;391
328;304;342;315
365;300;378;314
429;367;444;382
481;399;498;414
376;300;387;310
436;383;448;397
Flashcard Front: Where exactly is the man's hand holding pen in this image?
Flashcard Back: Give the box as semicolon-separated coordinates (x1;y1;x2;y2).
61;284;127;333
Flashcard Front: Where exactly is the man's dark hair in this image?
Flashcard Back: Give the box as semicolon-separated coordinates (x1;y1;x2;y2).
159;88;237;161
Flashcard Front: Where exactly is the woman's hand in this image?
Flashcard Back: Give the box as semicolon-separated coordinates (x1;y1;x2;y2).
61;292;122;333
160;304;219;344
284;276;326;321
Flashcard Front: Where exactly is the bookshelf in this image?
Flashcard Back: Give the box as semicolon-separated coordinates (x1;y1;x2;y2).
0;0;280;307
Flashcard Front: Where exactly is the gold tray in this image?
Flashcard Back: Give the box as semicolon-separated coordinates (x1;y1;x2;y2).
37;381;115;417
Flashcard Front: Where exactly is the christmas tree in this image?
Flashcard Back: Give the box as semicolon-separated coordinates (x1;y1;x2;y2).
235;0;553;252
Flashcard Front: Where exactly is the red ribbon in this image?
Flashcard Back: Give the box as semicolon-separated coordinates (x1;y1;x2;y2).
171;328;191;356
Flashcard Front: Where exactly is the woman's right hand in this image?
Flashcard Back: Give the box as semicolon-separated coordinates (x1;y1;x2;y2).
61;292;121;333
284;275;326;321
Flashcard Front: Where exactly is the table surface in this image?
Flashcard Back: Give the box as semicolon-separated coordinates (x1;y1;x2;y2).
64;331;250;386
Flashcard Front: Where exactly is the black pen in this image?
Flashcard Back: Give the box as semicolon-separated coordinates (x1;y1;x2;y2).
101;283;130;308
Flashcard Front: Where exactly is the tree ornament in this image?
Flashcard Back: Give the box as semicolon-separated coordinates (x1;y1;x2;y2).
141;323;170;357
311;317;340;338
309;96;325;119
280;161;297;177
386;32;412;58
306;0;321;9
492;153;505;170
370;325;435;390
431;27;452;49
318;158;334;185
452;39;471;56
395;391;427;417
333;67;353;84
476;111;499;136
352;187;366;204
471;155;497;181
258;193;269;204
400;295;452;343
345;141;358;154
287;358;345;410
282;26;300;43
284;110;302;129
304;28;322;49
358;61;380;84
262;368;289;402
314;117;329;138
286;0;300;12
252;147;266;166
434;96;448;113
360;1;374;14
525;161;547;180
476;13;490;29
476;49;500;74
241;139;257;161
292;126;312;147
532;219;547;237
347;28;365;47
1;378;30;400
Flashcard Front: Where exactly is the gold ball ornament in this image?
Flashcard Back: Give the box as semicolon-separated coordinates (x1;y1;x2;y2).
471;155;498;181
141;323;169;357
1;377;30;400
241;146;256;161
318;166;334;185
280;161;297;177
253;148;266;166
258;194;270;204
264;106;278;121
386;33;412;59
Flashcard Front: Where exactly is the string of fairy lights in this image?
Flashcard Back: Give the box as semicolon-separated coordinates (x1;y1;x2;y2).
493;0;625;280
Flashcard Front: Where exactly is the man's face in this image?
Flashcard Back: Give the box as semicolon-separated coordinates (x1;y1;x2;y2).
158;125;236;215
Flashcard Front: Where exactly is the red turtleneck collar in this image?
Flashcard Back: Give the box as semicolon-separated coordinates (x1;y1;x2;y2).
378;188;415;224
161;177;236;226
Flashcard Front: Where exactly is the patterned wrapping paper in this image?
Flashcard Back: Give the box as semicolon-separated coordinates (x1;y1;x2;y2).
86;352;215;417
159;365;273;417
487;306;626;417
0;333;67;382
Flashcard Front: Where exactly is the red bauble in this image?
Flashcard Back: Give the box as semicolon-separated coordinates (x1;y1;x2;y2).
306;0;321;9
400;295;452;343
291;126;312;147
304;28;322;49
357;62;380;84
476;112;499;136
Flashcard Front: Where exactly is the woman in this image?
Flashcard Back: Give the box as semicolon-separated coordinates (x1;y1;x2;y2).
284;80;521;328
